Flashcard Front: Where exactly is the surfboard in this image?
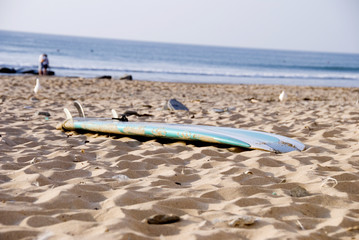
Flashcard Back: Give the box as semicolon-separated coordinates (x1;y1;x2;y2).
57;103;305;153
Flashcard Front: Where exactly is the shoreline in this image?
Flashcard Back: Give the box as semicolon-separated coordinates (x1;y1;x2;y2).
1;75;359;239
2;73;359;89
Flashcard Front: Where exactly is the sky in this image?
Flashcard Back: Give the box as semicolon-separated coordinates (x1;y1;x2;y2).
0;0;359;54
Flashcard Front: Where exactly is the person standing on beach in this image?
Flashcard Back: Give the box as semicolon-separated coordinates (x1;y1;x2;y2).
38;54;49;75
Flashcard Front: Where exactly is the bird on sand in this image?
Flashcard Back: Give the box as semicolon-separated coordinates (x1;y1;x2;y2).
279;90;287;102
34;78;41;95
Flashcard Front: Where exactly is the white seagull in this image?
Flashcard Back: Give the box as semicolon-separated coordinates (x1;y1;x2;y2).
279;90;287;102
34;78;41;95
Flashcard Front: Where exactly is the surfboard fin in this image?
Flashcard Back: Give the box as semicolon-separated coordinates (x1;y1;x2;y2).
74;100;86;118
111;109;118;118
111;109;128;122
63;108;72;120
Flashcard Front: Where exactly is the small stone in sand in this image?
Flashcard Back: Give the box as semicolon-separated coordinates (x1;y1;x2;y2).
147;214;180;224
120;74;132;80
97;75;112;79
30;97;40;102
228;215;257;227
290;186;309;197
38;111;51;117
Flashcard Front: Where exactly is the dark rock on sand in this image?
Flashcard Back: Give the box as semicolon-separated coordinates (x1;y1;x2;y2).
0;67;16;73
290;186;310;197
16;68;38;74
37;111;51;117
120;74;132;80
0;67;55;76
97;75;112;79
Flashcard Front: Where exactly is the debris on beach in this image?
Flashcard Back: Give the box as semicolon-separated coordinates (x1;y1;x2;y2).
112;174;130;181
212;107;236;113
320;177;338;189
279;90;287;102
30;157;41;164
34;78;41;95
164;98;189;111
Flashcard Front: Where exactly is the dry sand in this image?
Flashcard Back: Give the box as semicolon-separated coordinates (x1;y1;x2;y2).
0;75;359;240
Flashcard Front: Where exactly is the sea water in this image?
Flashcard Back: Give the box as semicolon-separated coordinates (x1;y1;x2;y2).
1;30;359;87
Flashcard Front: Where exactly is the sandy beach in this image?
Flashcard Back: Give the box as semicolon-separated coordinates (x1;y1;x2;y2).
0;75;359;240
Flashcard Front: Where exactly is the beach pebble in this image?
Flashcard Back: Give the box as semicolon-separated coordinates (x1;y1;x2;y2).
37;111;51;117
147;214;180;224
120;74;133;80
97;75;112;79
290;186;309;197
30;97;40;102
228;215;257;227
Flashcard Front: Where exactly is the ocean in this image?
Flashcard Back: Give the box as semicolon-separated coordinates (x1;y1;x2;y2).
1;30;359;87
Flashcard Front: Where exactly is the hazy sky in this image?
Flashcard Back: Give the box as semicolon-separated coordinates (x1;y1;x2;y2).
1;0;358;53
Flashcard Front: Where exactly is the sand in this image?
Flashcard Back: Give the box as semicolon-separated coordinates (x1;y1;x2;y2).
0;75;359;240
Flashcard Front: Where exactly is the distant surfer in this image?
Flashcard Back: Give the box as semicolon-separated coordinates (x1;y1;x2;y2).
38;53;49;75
